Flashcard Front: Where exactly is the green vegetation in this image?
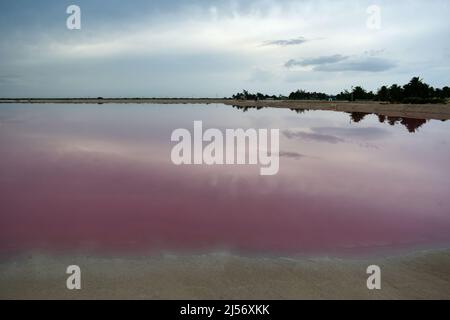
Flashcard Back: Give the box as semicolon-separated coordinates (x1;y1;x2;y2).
337;77;450;104
288;90;329;100
231;77;450;104
232;90;286;101
332;77;450;103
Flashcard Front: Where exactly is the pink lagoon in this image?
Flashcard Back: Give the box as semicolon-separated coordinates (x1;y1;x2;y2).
1;103;450;258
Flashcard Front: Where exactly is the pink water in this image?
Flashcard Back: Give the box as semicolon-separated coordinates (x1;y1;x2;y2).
1;104;450;257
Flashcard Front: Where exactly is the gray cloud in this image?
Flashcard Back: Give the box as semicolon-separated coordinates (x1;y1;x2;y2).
285;54;348;68
364;49;385;57
283;130;345;144
315;57;396;72
283;126;390;145
285;53;396;73
279;151;306;160
313;127;390;140
0;0;448;97
263;36;308;47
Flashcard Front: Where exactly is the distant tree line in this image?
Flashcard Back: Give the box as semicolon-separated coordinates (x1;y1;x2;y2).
232;90;287;101
336;77;450;103
374;77;450;104
288;90;329;100
231;77;450;104
335;87;375;101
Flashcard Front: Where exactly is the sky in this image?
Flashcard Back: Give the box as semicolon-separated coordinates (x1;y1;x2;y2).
0;0;449;98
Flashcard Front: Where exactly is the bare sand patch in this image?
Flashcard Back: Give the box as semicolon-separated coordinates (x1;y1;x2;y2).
1;249;449;299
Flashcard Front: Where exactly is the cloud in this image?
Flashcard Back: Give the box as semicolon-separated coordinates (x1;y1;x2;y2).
285;54;349;68
285;53;396;72
283;130;345;144
0;0;448;97
313;127;390;140
279;151;306;160
262;36;308;47
315;57;396;72
283;126;390;145
364;49;385;57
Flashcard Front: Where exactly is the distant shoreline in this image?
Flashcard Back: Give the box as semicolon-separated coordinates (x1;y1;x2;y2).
1;98;450;121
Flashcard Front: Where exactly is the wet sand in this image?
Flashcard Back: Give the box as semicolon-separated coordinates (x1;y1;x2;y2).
1;99;450;121
1;249;450;299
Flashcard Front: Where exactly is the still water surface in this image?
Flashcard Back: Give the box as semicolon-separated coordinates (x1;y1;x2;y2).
1;104;449;256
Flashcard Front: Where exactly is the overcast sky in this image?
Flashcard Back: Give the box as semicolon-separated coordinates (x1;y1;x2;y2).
1;0;449;97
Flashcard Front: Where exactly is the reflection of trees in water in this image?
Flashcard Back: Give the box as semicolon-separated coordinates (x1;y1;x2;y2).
349;112;370;123
290;108;310;114
230;105;432;133
231;105;263;112
347;112;429;133
400;118;427;133
375;115;429;133
287;109;431;133
385;116;427;132
232;105;250;112
346;113;428;132
372;115;428;133
387;116;402;126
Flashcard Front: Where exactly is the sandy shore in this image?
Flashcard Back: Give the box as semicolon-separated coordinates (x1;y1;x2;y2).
1;249;450;299
1;98;450;121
